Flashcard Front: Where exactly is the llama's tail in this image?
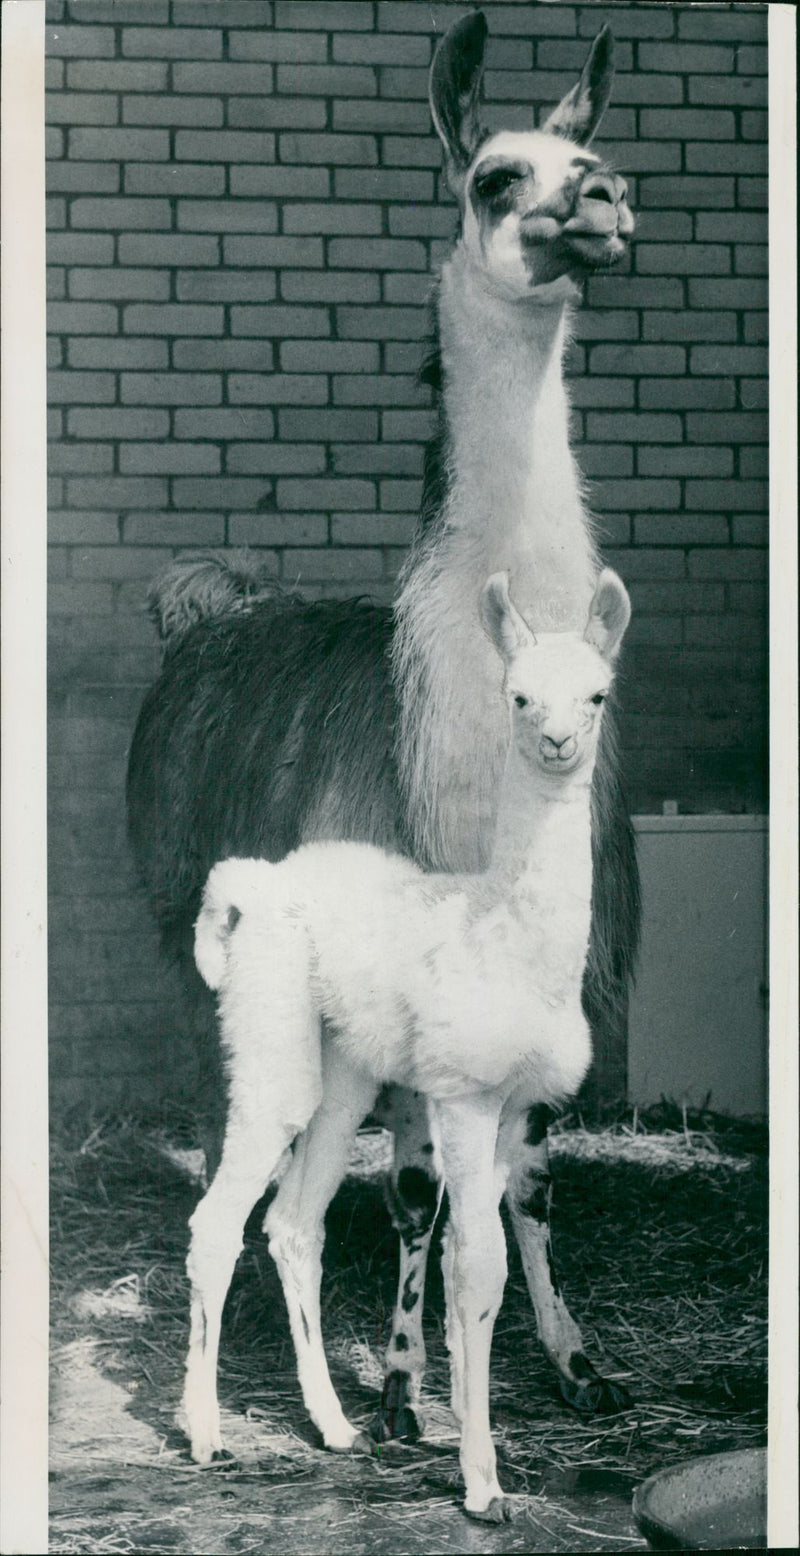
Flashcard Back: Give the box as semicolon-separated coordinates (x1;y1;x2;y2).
194;858;259;989
147;550;288;644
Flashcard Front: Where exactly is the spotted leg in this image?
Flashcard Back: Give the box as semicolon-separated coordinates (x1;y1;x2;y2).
370;1088;441;1442
433;1093;512;1524
503;1102;631;1413
265;1045;379;1454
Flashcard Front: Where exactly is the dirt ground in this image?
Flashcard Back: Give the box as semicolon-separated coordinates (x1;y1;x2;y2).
49;1110;767;1554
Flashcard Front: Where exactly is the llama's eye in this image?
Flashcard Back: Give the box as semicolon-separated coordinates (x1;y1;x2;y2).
590;693;606;706
514;694;528;709
476;168;521;202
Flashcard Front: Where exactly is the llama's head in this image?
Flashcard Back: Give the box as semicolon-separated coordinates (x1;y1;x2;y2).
480;569;631;779
431;10;634;299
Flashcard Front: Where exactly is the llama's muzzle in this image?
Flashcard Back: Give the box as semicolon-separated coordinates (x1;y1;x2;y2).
561;169;634;267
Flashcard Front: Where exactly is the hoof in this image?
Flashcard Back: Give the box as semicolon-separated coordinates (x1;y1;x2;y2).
369;1369;423;1442
350;1431;379;1457
559;1374;633;1415
465;1496;513;1524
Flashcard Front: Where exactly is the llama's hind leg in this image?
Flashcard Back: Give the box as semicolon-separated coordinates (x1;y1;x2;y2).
183;1108;300;1465
371;1088;441;1443
265;1047;378;1454
503;1104;630;1414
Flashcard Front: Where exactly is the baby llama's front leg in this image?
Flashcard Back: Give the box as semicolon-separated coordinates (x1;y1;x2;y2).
433;1096;511;1524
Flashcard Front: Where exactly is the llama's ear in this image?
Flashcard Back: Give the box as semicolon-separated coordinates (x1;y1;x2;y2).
429;10;488;192
584;569;631;661
541;26;615;145
480;573;536;663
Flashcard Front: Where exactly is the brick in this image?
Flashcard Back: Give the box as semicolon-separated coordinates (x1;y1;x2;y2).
586;413;681;444
46;92;118;126
589;344;685;376
49;579;115;615
388;206;455;237
639;378;736;410
173;340;274;369
279;409;378;442
727;583;767;615
732;515;768;546
171;478;275;509
120;372;221;404
277;478;375;510
738;177;768;210
633;514;729;547
743;313;768;345
696;213;767;243
686;412;767;444
120;443;221;475
740;111;767;142
69;268;170;301
637;446;733;477
48;370;115;403
643;311;737;344
635;243;730;276
69;127;169;161
579;444;633;478
337;306;426;340
275;1;373;27
229;513;328;546
688;548;767;580
328;237;426;270
72;545;173;580
281;270;379;303
739;446;768;479
634;210;693;243
231;165;330;199
230;305;329;338
381;409;435;441
685;142;766;174
737;45;768;75
677;10;766;43
66;60;168;90
69;0;169;18
334;33;430;65
70;338;169;369
685;480;768;512
383;343;424;374
47;163;120;193
434;3;578;35
178;200;278;233
586;277;684;309
47;268;66;300
49;301;118;334
65;476;167;508
49;511;117;545
123;513;225;546
333;443;423;476
639;41;734;72
277;64;375;96
225;235;324;268
578;7;673;38
172;0;270;21
339;168;436;203
383;273;433;305
123;303;224;336
283;203;382;235
125;164;226;196
334;100;430;133
333;374;426;407
639;176;734;209
593;138;681;173
177;270;277;303
68;408;169;439
46;197;67;228
687;278;768;309
175;129;276;160
227;444;325;475
229;30;327;62
639;108;735;140
173;407;274;439
49;443;114;474
380;479;423;511
382;135;443;169
280;341;379;374
683;614;764;650
689;75;767;108
592;480;681;512
122;26;222;57
282;547;383;581
229;373;328;405
228;98;327;130
734;246;767;276
46;23;114;56
573;313;638;342
47;233;114;265
123;96;224;128
566;377;634;408
118;234;219;267
603;74;684;106
70;197;172;229
690;345;768;377
332;512;416;547
629;581;725;614
279;132;377;166
173;63;273;95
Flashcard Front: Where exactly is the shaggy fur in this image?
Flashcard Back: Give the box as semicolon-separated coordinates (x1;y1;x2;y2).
183;572;631;1521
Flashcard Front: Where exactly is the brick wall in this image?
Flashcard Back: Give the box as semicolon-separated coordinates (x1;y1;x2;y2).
46;0;768;1107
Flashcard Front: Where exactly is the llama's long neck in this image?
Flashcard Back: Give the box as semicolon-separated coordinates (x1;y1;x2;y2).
394;247;599;871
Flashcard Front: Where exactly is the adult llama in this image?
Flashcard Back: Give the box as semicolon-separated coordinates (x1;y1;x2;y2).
127;9;639;1438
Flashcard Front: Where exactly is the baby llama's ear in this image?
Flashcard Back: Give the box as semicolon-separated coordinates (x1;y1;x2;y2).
429;10;488;194
584;568;631;661
480;573;536;663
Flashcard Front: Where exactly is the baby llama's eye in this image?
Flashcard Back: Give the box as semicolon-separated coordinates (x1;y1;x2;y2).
514;694;528;709
590;693;606;706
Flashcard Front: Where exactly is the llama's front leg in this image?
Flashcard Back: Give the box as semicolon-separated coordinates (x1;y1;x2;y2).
504;1103;630;1413
371;1088;440;1442
183;1111;298;1465
266;1050;378;1454
433;1096;511;1524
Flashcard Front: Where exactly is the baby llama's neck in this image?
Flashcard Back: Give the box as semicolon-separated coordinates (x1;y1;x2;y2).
489;748;595;937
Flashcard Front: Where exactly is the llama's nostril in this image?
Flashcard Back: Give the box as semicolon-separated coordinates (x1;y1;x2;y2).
582;180;615;204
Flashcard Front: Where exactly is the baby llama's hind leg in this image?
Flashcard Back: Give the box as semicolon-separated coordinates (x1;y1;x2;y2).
265;1044;378;1453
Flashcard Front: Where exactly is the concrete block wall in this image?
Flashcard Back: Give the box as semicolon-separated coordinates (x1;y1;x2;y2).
46;0;768;1106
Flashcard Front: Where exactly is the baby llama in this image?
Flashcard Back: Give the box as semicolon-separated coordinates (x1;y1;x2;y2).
184;566;631;1524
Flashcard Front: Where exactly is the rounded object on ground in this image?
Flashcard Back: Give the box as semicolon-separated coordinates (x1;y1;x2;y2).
632;1448;766;1550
